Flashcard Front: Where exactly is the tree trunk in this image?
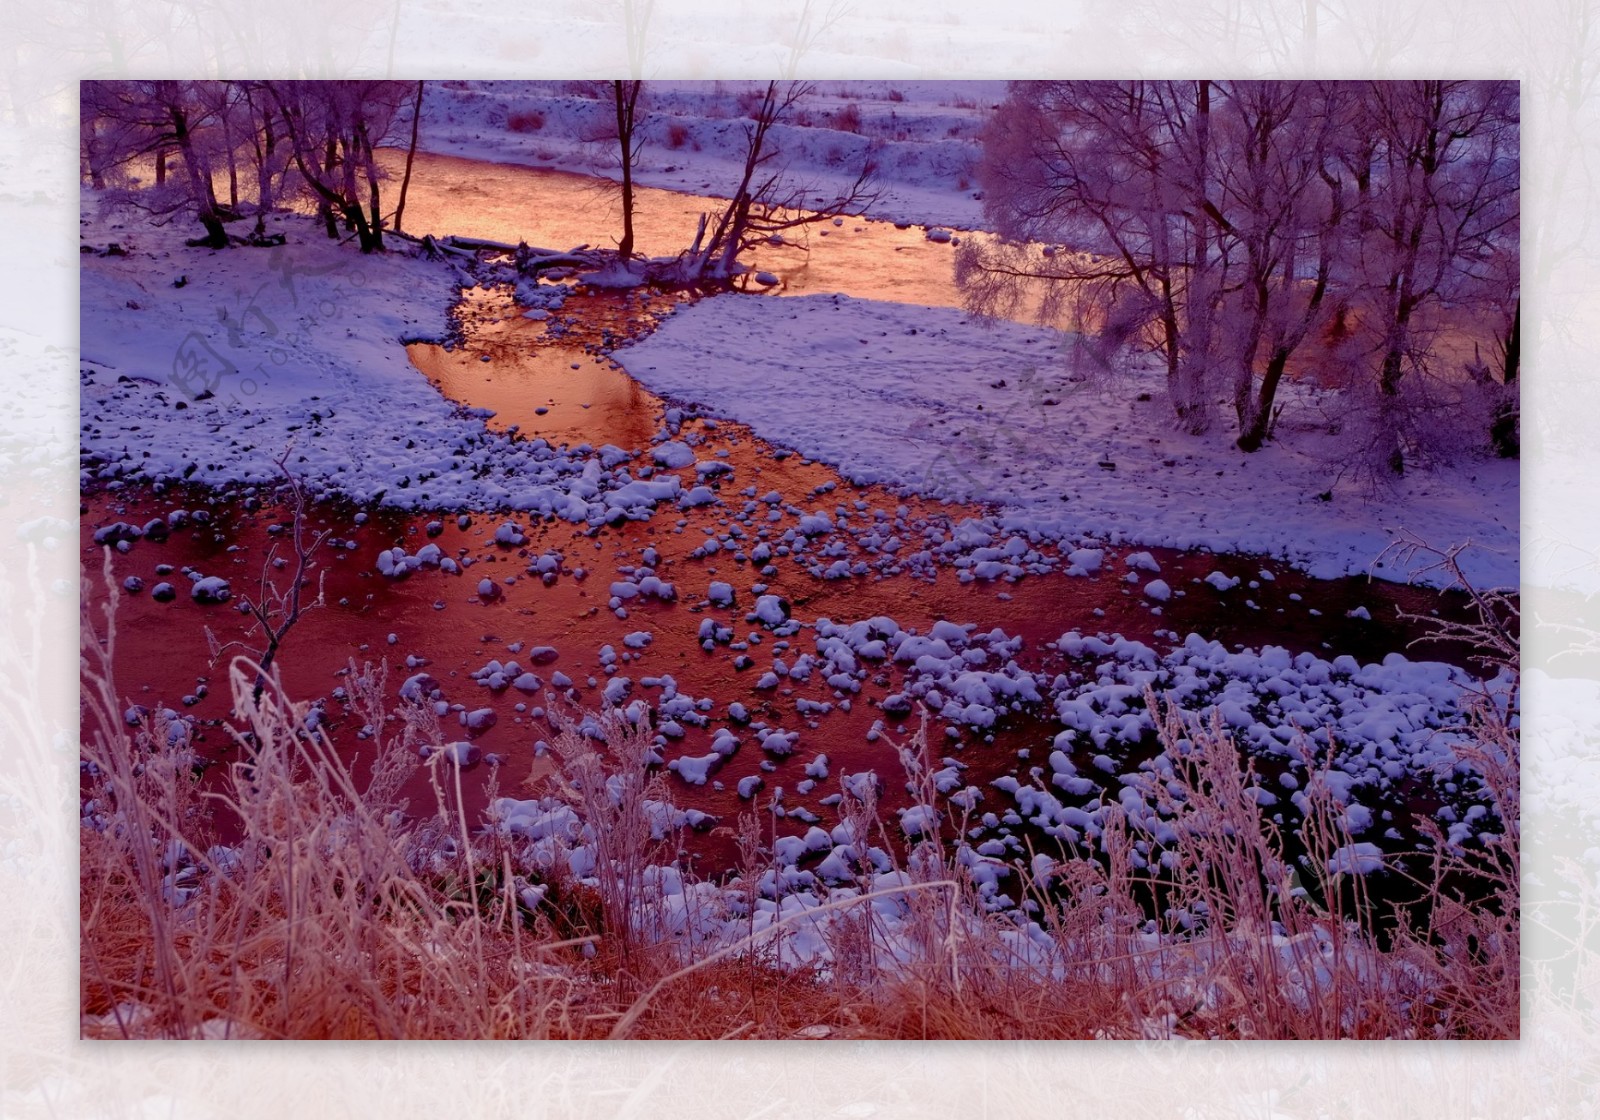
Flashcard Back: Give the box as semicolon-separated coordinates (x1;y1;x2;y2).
1179;80;1217;437
1163;310;1195;427
320;134;339;238
336;134;373;245
356;123;384;252
223;114;239;209
82;126;107;189
716;192;752;277
253;108;276;239
394;80;424;235
253;638;281;706
689;82;777;281
1378;334;1408;474
1501;297;1520;386
1232;267;1270;434
171;108;228;248
614;80;639;260
1237;346;1290;451
1489;298;1520;458
1158;274;1207;434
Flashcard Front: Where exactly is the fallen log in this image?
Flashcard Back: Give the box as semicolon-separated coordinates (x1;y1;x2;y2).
446;234;524;254
518;251;602;273
388;230;477;261
402;231;609;273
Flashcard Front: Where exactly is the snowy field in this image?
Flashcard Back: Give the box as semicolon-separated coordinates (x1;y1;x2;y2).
420;80;1001;231
618;293;1520;591
80;207;497;504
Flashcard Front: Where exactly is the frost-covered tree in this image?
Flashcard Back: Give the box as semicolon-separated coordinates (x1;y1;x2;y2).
959;80;1520;467
1344;80;1520;474
957;81;1230;435
232;81;294;242
81;80;232;248
267;80;413;253
83;79;419;253
1211;81;1355;451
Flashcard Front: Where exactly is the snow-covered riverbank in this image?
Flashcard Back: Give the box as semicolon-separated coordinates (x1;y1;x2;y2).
617;293;1520;591
420;80;999;232
80;204;668;521
79;190;1519;595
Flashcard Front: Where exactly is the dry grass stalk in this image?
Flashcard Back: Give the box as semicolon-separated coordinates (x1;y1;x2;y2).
81;554;1519;1039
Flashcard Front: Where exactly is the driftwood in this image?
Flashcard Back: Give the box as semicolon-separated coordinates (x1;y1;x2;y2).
446;234;523;254
391;229;611;280
394;228;730;292
518;251;602;273
513;241;608;275
388;230;476;262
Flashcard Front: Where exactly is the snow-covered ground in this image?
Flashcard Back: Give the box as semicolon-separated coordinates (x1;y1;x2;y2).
420;80;1001;231
80;201;668;523
618;293;1520;591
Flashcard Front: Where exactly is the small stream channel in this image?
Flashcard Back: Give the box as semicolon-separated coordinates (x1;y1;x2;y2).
83;152;1491;877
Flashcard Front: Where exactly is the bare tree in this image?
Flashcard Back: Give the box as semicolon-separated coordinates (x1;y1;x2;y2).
957;81;1227;434
197;81;246;213
206;456;329;705
560;79;648;264
1466;246;1520;458
1349;80;1520;474
393;80;425;236
234;81;291;242
675;81;877;284
80;94;108;188
269;80;412;253
82;80;232;247
611;80;644;261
